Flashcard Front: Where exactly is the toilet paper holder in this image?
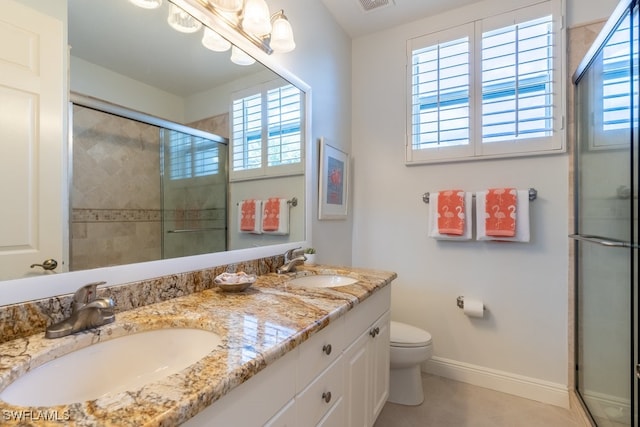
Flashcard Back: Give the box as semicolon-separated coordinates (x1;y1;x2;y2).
456;296;486;311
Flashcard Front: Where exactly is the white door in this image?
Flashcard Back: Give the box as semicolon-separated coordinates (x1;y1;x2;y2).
0;0;65;279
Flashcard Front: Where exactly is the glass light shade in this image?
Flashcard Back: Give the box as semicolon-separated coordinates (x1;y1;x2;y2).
207;0;242;13
270;15;295;53
129;0;162;9
242;0;272;36
230;46;256;66
167;4;202;34
202;28;231;52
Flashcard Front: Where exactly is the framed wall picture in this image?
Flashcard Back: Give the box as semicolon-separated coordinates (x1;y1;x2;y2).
318;138;349;220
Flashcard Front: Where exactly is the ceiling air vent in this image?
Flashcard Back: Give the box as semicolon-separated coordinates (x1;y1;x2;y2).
357;0;394;13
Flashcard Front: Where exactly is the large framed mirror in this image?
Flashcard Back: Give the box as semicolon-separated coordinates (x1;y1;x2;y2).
0;0;311;304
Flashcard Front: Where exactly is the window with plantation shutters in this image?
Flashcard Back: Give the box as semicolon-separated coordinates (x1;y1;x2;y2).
589;12;637;149
165;129;221;180
231;81;304;180
406;0;565;164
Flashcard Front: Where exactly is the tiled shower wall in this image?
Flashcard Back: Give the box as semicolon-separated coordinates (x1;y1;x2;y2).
71;105;162;270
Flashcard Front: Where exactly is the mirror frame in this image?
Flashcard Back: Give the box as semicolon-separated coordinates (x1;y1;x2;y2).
0;0;312;306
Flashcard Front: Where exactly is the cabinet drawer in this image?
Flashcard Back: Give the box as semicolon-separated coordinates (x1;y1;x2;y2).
317;396;344;427
344;286;391;345
296;356;344;427
297;315;345;391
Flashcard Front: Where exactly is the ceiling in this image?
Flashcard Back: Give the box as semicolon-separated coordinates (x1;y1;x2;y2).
320;0;485;38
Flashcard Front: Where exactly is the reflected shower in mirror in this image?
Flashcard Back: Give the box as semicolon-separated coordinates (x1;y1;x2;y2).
71;103;228;270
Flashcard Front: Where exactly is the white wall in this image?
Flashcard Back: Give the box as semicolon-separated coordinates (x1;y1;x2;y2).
350;0;618;406
267;0;354;267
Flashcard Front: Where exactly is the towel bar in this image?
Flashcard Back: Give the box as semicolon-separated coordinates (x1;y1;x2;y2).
422;188;537;204
237;197;298;206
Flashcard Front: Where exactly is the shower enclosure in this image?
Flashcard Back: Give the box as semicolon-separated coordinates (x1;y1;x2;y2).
572;0;638;425
70;101;228;271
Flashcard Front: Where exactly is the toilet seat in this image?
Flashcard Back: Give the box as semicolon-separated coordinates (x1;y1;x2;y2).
390;321;432;348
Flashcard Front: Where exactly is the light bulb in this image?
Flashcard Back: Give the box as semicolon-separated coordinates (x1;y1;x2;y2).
202;28;231;52
242;0;272;36
167;4;202;34
230;46;256;66
270;13;295;53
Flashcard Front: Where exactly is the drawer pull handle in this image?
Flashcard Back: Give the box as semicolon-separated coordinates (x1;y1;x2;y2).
322;391;332;403
322;344;332;355
370;327;380;337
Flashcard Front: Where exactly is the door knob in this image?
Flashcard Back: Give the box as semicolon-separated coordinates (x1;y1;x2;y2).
30;259;58;271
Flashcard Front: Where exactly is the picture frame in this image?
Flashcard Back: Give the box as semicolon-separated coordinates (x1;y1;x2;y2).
318;138;349;220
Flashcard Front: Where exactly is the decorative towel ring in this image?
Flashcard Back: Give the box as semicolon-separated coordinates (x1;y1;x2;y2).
422;188;537;204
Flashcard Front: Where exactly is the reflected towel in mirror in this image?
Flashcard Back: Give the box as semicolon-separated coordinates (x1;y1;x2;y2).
262;198;289;235
239;199;262;234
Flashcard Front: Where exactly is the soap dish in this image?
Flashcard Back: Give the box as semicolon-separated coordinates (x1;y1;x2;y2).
214;272;257;293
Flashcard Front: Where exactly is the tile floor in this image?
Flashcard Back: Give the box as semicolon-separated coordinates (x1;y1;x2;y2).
374;374;584;427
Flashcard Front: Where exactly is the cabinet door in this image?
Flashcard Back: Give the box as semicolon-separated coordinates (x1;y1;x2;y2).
370;311;390;421
343;330;371;427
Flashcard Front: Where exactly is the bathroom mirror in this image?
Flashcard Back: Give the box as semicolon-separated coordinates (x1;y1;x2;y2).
0;0;309;285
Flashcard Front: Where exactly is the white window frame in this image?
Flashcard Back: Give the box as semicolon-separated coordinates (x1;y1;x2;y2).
406;0;565;165
230;79;304;181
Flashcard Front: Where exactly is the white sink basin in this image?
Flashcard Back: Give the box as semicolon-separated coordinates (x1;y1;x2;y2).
288;274;358;288
0;328;222;406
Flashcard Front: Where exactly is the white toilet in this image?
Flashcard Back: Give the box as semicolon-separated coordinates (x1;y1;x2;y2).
388;321;433;406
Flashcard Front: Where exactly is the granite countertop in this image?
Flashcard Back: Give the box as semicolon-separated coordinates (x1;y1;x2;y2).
0;265;396;426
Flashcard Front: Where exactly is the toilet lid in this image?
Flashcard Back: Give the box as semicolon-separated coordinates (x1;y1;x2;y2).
390;321;432;347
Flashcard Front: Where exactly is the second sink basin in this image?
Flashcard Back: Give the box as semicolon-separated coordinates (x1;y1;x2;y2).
0;328;223;407
288;274;359;288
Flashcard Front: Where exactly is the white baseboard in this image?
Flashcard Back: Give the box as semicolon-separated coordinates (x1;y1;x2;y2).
423;356;570;409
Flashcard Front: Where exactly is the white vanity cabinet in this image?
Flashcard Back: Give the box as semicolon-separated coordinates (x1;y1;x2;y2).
343;289;391;427
183;285;391;427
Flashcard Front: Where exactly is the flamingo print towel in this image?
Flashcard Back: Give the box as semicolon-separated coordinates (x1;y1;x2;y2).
476;189;530;242
484;188;517;237
262;198;289;235
437;189;466;235
429;191;472;240
239;199;262;234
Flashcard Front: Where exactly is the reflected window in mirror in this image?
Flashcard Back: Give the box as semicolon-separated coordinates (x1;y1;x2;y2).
231;80;304;181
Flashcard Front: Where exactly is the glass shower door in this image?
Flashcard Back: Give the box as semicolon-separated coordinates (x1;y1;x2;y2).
573;3;638;425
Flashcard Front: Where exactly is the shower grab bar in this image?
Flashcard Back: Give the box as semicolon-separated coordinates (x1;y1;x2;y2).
167;227;225;233
568;234;639;249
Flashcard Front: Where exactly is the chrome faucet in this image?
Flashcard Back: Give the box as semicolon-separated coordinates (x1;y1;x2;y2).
45;281;115;339
276;247;307;274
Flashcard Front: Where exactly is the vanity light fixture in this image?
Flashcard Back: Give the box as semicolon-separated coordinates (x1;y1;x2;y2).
241;0;272;36
230;45;256;65
167;3;203;33
269;10;295;53
129;0;163;9
207;0;243;13
202;27;232;52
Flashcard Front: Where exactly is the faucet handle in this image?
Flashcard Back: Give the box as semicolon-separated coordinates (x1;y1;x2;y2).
284;247;302;261
72;281;106;311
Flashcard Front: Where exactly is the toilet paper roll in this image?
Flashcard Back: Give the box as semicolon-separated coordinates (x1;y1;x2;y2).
463;298;484;318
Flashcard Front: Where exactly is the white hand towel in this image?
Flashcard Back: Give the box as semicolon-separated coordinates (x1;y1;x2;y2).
428;191;473;240
262;198;289;235
476;190;530;242
238;199;262;234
